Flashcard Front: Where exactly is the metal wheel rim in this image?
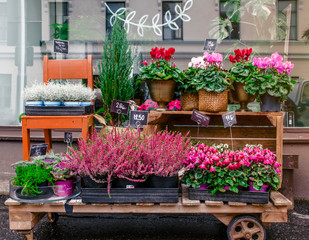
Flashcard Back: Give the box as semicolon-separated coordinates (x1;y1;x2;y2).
230;217;265;240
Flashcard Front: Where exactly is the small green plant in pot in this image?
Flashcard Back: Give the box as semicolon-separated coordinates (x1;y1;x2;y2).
11;160;54;198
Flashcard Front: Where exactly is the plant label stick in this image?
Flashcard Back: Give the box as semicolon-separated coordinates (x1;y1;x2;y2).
111;100;130;115
129;110;148;128
29;143;48;157
222;112;237;150
191;109;210;139
204;39;217;52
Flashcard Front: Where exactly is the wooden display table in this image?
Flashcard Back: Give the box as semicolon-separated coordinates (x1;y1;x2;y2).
5;186;292;240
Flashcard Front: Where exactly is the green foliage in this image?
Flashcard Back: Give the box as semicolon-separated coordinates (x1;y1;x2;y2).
246;163;280;191
138;59;183;82
181;168;211;188
12;162;54;196
97;20;135;125
177;67;199;93
228;62;258;84
192;66;231;93
51;22;69;40
244;68;296;102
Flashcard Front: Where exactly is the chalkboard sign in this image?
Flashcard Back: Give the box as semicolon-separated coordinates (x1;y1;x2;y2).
191;109;210;127
222;112;237;128
29;143;48;157
53;39;69;54
64;132;73;143
129;110;149;127
111;100;130;115
204;39;217;51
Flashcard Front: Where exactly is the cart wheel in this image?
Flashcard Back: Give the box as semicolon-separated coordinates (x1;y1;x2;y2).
227;215;266;240
47;212;59;223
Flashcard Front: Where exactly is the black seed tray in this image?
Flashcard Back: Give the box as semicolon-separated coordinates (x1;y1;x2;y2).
25;106;94;116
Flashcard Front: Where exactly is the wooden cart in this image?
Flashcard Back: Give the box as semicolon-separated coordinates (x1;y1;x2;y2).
5;111;291;239
5;186;291;240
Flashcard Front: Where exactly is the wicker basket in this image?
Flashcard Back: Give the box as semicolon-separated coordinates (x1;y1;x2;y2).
198;89;228;112
180;92;199;111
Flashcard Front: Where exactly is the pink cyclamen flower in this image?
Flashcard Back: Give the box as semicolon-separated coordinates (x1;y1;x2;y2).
209;166;216;172
275;168;281;173
142;60;148;66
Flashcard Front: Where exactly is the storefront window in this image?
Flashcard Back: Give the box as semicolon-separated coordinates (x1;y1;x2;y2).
1;0;309;127
162;1;183;40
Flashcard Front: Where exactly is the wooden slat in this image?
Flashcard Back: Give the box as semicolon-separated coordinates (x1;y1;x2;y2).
228;202;247;207
205;201;224;206
270;191;292;206
68;198;86;206
10;212;45;230
114;203;132;207
181;185;200;206
261;211;288;223
136;203;155;206
159;202;178;206
49;200;67;205
5;198;22;206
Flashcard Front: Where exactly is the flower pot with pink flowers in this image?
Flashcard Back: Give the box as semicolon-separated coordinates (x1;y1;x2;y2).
182;144;281;204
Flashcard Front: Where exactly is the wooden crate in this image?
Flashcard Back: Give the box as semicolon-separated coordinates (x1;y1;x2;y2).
144;111;283;184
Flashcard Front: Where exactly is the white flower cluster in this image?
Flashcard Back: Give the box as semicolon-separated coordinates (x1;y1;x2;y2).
188;56;205;69
211;143;229;153
24;83;96;102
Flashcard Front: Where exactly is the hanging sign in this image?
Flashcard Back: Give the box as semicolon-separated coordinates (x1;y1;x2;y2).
29;143;48;157
191;109;210;127
222;112;237;128
53;39;69;54
204;39;217;51
64;132;73;143
111;100;130;115
129;110;149;127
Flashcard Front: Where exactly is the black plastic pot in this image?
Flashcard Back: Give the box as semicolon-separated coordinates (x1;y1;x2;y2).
113;178;146;188
148;175;178;188
15;181;53;200
82;175;107;188
260;94;281;112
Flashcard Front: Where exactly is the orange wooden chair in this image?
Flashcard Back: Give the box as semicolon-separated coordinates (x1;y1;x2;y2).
22;55;95;160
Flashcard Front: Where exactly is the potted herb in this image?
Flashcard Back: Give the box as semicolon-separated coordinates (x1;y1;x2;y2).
147;130;191;188
247;52;296;111
228;48;256;112
178;65;200;111
138;47;183;111
11;160;54;199
24;83;45;106
191;52;232;112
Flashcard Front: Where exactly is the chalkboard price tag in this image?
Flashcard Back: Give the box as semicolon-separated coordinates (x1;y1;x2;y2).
53;39;69;54
204;39;217;51
64;132;73;143
191;109;210;127
222;112;237;128
129;110;149;127
111;100;130;115
29;143;48;157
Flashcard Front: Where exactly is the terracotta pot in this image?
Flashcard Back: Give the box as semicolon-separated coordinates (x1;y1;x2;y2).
230;82;255;112
146;80;176;111
180;92;198;111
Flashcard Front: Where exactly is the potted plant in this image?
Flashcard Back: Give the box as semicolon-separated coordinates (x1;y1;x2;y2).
191;52;232;112
138;47;183;111
246;52;296;111
11;160;54;199
146;129;191;188
50;158;76;197
242;145;281;192
166;100;182;111
24;83;45;106
138;99;158;111
228;48;256;112
178;65;200;111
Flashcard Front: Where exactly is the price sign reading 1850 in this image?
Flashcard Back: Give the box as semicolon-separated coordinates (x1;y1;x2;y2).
129;110;149;127
111;100;129;115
